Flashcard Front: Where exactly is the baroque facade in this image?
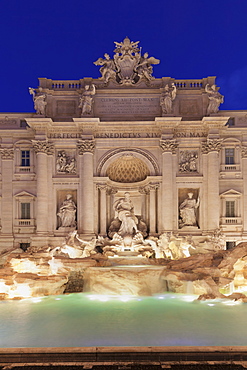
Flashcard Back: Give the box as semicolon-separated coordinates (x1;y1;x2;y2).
0;37;246;250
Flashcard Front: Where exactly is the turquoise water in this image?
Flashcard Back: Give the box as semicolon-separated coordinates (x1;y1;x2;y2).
0;293;247;348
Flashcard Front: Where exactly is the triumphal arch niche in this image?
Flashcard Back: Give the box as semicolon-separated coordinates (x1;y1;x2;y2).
2;36;246;251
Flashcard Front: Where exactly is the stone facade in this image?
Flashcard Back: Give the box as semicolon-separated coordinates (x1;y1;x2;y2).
0;39;246;250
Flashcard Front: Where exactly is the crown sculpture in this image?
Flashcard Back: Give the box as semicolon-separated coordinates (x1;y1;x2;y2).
94;37;160;85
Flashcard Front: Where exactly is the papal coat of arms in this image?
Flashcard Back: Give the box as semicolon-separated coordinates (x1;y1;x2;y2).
94;37;160;85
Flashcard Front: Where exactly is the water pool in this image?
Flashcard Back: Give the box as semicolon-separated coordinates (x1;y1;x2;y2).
1;293;246;348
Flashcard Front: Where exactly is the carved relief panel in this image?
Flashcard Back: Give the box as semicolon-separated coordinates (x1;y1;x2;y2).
179;150;198;173
56;150;76;174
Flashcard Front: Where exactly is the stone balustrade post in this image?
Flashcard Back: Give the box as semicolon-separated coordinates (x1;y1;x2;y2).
32;140;54;234
77;140;95;237
160;139;178;232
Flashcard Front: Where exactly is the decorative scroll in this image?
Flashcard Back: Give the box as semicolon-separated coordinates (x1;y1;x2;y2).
77;140;95;154
201;139;223;154
160;139;178;154
32;140;54;155
0;148;14;160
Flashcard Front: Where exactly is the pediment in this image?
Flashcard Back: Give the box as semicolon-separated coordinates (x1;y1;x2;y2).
220;189;242;197
14;191;36;199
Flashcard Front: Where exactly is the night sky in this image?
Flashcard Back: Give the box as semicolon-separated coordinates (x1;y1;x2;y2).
1;0;247;113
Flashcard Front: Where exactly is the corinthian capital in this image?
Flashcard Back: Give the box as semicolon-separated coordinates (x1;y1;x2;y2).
0;147;14;160
77;140;95;154
201;139;223;154
160;139;178;154
32;140;54;155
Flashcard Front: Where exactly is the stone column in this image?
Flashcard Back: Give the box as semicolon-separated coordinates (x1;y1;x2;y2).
149;183;159;235
97;183;107;236
32;140;54;234
160;139;178;232
202;139;222;231
77;140;95;237
0;148;14;246
242;147;247;232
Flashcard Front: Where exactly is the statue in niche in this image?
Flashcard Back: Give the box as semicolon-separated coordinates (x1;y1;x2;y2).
57;194;77;228
179;151;198;173
29;87;47;115
179;192;199;228
79;84;96;115
113;192;138;237
56;151;76;174
160;84;177;115
205;84;224;115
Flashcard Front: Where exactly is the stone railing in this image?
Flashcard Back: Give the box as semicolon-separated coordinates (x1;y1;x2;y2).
220;164;240;172
15;165;34;173
220;217;242;225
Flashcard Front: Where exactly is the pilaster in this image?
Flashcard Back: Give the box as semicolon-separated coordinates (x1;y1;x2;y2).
0;147;14;248
32;140;54;235
202;139;222;231
242;147;247;232
160;139;178;232
77;139;95;237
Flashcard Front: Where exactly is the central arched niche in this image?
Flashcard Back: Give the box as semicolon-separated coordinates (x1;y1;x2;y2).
106;154;150;183
96;149;160;237
97;148;160;178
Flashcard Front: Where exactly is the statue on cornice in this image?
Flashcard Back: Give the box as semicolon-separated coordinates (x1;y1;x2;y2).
79;84;96;115
160;83;177;115
94;37;160;85
29;87;47;115
205;84;224;115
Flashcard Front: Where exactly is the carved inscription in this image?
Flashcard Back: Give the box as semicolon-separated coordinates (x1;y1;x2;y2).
94;97;160;116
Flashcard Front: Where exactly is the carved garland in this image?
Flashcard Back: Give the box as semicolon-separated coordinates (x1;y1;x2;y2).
32;140;54;155
201;139;223;154
77;140;95;154
0;148;14;160
242;147;247;158
160;139;178;154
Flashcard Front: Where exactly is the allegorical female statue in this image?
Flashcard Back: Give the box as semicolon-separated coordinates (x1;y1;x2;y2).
113;192;138;237
179;192;199;228
57;194;77;228
79;84;96;115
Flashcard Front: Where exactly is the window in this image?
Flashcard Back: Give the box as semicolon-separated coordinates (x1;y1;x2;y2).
21;150;30;166
21;203;30;219
226;201;235;217
225;148;234;164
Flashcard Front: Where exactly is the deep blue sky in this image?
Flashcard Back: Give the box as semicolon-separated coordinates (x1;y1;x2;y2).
1;0;247;113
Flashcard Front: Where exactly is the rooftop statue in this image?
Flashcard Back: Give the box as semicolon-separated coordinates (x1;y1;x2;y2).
94;37;160;85
205;84;224;114
29;87;47;115
79;84;96;115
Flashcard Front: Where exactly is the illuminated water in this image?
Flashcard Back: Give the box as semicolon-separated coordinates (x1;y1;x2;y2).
1;293;247;348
